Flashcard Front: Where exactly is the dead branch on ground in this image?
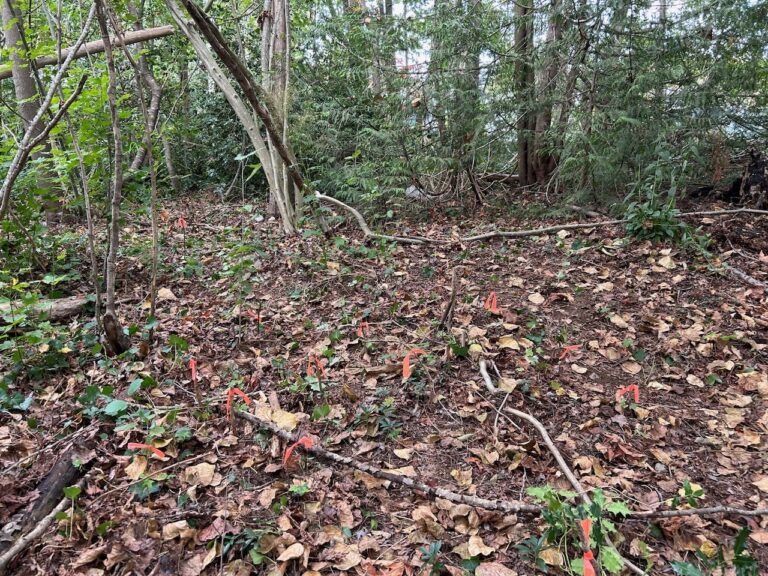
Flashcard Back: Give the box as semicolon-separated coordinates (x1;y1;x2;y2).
315;192;442;245
235;409;541;515
0;480;85;575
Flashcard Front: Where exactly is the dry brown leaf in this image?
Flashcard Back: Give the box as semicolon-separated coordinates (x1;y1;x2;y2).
272;409;300;431
609;314;629;329
497;335;520;351
277;542;305;562
752;476;768;493
527;292;545;305
621;361;642;375
259;487;278;508
183;462;216;487
157;287;177;301
475;562;517;576
467;535;494;556
538;548;564;567
749;530;768;544
70;545;107;568
124;455;147;481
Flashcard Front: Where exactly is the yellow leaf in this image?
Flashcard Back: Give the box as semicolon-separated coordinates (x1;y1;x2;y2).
498;335;520;350
124;455;147;481
276;542;305;562
538;548;564;566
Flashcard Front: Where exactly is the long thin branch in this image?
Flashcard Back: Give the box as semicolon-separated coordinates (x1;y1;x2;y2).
315;192;442;245
0;2;96;220
235;410;541;515
632;506;768;519
459;208;768;243
479;360;644;576
0;480;84;574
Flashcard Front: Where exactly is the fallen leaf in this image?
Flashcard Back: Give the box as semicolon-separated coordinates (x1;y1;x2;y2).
497;335;520;350
609;314;629;329
183;462;216;487
157;287;177;301
475;562;517;576
277;542;305;562
621;361;642;375
753;476;768;493
527;293;545;305
467;535;494;556
124;455;147;481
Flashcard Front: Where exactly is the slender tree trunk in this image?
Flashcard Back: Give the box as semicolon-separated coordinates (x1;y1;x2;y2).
1;0;58;223
532;0;562;184
260;0;299;226
96;0;131;354
514;0;534;187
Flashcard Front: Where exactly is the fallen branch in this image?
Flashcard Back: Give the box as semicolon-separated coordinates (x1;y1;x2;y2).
316;192;441;245
632;506;768;519
235;410;541;515
479;360;645;576
459;208;768;243
726;265;766;289
477;360;768;573
0;480;84;575
0;25;175;81
0;294;95;324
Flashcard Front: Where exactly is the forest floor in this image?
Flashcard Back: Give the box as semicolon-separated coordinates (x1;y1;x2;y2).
1;192;767;576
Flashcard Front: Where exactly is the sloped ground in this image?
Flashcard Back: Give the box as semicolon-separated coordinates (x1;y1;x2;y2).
1;195;767;575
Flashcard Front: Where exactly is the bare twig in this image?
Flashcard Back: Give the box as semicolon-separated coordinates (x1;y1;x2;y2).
631;506;768;519
460;208;768;243
235;410;541;515
315;192;442;245
0;480;84;574
438;266;460;330
478;360;646;576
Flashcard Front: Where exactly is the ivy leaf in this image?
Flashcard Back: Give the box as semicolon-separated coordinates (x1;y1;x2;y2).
600;547;624;574
605;500;632;516
103;399;128;416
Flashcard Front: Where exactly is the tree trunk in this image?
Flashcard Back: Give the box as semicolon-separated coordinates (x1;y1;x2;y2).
1;0;58;223
261;0;300;225
514;0;535;187
532;0;562;184
96;0;131;355
167;0;306;234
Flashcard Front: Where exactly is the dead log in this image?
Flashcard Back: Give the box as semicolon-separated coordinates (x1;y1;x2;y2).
0;25;175;81
0;295;93;324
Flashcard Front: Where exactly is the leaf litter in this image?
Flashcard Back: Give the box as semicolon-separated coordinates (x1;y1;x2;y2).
1;196;767;574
